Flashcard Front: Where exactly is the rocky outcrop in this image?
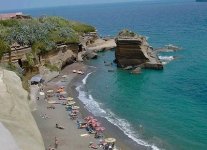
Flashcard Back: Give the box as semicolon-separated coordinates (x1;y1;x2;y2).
115;30;163;70
86;39;116;52
0;68;45;150
42;45;77;69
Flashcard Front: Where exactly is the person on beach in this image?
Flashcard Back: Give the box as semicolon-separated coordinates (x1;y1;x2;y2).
47;145;55;150
54;137;59;149
56;123;65;129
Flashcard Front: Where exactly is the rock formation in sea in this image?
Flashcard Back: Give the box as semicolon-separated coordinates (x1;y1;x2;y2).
115;30;163;70
0;68;45;150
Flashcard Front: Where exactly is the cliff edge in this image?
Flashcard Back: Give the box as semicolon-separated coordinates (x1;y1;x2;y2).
0;68;45;150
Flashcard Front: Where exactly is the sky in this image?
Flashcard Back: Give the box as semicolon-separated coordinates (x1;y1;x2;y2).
0;0;145;11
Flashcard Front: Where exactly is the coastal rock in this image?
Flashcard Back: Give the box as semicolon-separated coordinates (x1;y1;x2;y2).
115;30;163;70
43;47;77;69
86;39;116;52
131;67;141;74
85;51;98;59
0;68;45;150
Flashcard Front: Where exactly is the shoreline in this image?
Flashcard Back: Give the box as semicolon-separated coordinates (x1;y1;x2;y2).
32;62;149;150
68;64;150;150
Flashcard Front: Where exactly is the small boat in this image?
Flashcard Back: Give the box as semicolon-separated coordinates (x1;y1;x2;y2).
73;70;77;73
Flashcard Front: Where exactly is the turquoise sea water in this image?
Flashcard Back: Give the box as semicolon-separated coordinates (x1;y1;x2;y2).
8;1;207;149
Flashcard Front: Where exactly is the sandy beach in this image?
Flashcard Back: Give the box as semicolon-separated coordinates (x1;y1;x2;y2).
32;61;149;150
32;62;118;150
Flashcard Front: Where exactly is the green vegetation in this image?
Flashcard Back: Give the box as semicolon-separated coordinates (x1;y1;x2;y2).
44;62;60;72
0;39;10;59
0;16;95;61
118;29;139;38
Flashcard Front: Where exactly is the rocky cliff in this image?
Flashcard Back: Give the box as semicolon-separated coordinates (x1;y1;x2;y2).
115;30;163;70
0;68;45;150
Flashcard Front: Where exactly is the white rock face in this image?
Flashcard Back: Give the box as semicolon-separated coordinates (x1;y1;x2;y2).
0;68;45;150
0;122;21;150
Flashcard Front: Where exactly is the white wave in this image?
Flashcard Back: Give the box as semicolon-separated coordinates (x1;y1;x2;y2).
75;76;162;150
88;65;97;68
163;50;174;52
76;85;107;116
105;111;161;150
158;56;174;61
82;72;93;85
161;62;168;65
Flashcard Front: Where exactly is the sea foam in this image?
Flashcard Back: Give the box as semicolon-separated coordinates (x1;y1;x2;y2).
76;72;161;150
158;56;174;61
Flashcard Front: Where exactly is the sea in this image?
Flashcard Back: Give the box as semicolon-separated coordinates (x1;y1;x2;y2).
4;1;207;149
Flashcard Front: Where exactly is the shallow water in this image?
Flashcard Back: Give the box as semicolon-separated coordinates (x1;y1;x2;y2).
14;1;207;149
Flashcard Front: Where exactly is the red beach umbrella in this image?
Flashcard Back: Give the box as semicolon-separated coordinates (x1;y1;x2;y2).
95;122;101;127
91;120;97;124
95;127;105;132
92;119;98;122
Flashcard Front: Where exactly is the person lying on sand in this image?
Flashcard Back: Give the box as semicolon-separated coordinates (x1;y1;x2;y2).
47;105;55;109
88;142;98;149
56;123;65;129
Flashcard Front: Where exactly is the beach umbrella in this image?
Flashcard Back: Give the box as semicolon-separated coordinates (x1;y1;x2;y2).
95;127;105;132
39;92;45;96
87;120;92;124
67;101;76;105
92;118;97;121
95;122;101;127
91;119;97;124
67;97;74;101
72;106;80;110
92;122;101;128
105;138;116;143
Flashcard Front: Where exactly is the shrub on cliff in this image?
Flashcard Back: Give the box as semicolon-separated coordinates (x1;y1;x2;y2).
0;19;19;27
0;16;95;67
0;39;10;59
118;29;138;38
